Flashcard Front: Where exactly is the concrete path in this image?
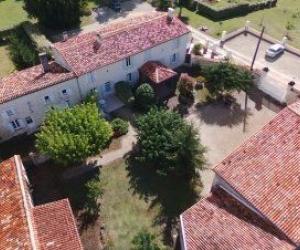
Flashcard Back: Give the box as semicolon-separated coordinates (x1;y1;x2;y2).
89;124;137;166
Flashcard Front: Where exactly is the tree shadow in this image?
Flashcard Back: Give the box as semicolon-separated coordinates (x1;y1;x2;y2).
195;99;252;127
125;152;200;246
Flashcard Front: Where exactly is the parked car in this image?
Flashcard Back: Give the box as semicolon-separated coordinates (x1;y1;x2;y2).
265;43;285;58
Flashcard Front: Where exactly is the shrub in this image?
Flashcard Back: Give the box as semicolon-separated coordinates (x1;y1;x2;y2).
84;88;99;104
178;74;195;99
84;176;103;217
192;43;202;55
135;83;156;111
8;25;39;69
36;103;113;165
132;230;160;250
111;118;129;137
115;81;134;105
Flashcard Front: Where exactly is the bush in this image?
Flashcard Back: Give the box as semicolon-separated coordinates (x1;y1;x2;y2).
111;118;129;137
195;0;277;20
135;83;156;111
84;89;99;104
192;43;202;55
36;103;113;165
115;81;134;105
8;25;39;69
132;230;160;250
84;176;103;217
178;74;195;99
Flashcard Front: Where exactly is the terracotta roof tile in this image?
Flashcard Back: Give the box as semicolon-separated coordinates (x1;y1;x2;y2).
181;188;294;250
214;104;300;245
33;199;83;250
139;61;177;84
0;62;75;104
54;12;190;75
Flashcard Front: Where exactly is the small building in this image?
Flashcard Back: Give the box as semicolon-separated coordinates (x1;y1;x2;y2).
0;10;191;142
139;61;178;100
180;102;300;249
0;155;83;249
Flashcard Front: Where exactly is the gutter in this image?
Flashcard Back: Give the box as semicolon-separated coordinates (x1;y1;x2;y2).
179;214;187;250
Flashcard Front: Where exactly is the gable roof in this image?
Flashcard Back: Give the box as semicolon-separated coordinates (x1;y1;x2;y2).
0;156;36;250
214;103;300;245
139;61;177;84
0;61;75;104
180;188;294;250
53;12;190;76
33;199;83;250
0;156;83;250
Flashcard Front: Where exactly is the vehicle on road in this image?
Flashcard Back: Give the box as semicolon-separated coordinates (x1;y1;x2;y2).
265;43;285;58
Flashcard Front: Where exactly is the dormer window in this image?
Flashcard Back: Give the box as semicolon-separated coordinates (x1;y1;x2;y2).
126;57;131;67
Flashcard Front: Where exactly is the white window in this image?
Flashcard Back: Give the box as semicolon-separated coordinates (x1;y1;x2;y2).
125;57;131;67
44;95;52;105
25;116;33;125
6;109;15;116
10;119;22;130
127;73;132;82
171;53;177;63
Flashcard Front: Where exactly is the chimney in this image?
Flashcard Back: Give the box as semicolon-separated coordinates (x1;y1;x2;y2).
93;33;102;52
39;52;49;73
62;31;68;42
167;8;175;22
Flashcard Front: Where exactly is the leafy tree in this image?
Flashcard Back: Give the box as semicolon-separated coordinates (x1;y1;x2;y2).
8;25;39;69
135;108;205;178
84;88;99;104
23;0;87;30
111;118;129;137
202;62;253;97
115;81;134;105
178;0;192;17
178;74;195;99
135;83;156;111
84;176;103;217
131;230;160;250
36;103;113;165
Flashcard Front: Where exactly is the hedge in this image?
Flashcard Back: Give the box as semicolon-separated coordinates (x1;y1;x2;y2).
192;0;277;20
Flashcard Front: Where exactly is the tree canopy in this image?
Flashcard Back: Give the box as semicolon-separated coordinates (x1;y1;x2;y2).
135;83;156;111
131;230;160;250
135;108;205;178
202;62;253;96
36;103;112;165
23;0;87;29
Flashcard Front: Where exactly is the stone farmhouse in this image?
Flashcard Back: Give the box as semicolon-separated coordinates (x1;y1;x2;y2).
0;155;83;249
180;102;300;249
0;10;191;142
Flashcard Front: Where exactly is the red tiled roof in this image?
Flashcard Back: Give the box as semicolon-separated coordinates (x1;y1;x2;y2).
181;188;294;250
33;199;83;250
0;156;83;250
214;104;300;245
0;156;34;250
139;61;177;84
54;12;190;76
0;61;75;104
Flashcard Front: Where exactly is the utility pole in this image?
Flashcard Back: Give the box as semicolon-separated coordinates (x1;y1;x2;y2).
243;26;265;132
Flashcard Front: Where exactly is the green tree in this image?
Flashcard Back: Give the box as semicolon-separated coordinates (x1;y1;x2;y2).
131;230;160;250
36;103;113;165
178;0;192;17
23;0;87;30
111;118;129;137
178;74;195;99
202;62;253;97
8;25;39;69
135;83;156;111
85;176;103;217
135;108;205;178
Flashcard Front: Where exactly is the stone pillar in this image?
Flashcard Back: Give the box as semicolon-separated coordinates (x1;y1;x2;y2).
203;39;209;54
244;20;250;35
281;36;288;46
220;30;227;48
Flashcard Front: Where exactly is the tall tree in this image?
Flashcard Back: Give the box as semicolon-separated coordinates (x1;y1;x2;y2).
23;0;87;30
202;62;253;97
36;103;112;165
135;108;205;178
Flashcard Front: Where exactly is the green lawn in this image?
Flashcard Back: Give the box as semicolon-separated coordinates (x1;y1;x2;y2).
0;44;15;77
0;0;29;31
100;159;201;249
100;160;164;249
179;0;300;48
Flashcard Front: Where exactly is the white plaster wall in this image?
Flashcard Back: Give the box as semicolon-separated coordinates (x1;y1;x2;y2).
0;78;81;142
77;33;191;97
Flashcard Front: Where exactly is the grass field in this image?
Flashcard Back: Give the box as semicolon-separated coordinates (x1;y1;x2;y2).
0;43;15;77
0;0;29;30
179;0;300;49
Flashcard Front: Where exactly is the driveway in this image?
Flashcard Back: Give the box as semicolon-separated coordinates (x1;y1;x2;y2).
186;90;282;196
224;33;300;84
